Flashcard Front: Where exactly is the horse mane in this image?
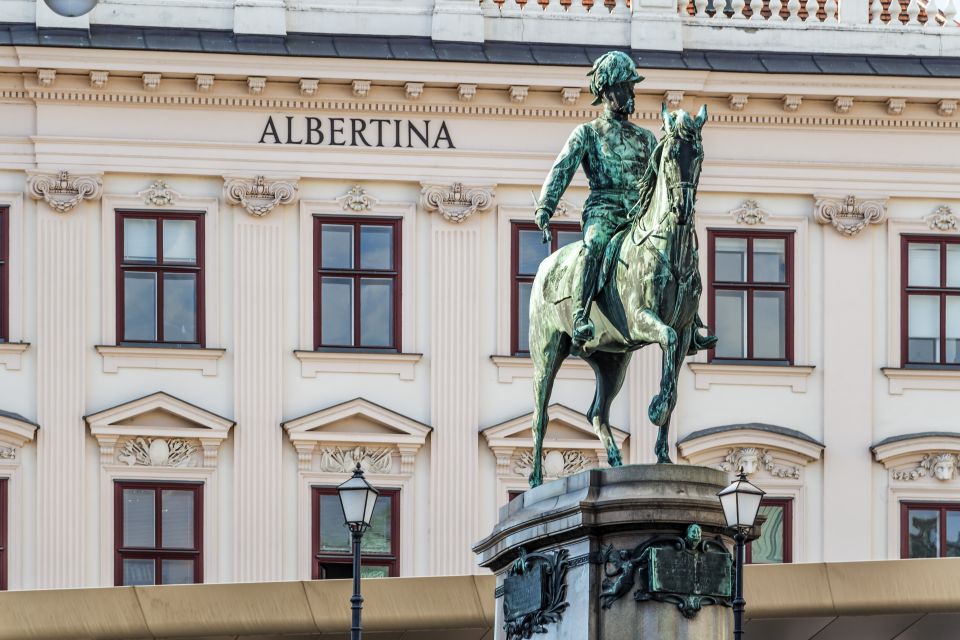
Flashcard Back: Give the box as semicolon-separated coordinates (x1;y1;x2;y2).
632;136;665;225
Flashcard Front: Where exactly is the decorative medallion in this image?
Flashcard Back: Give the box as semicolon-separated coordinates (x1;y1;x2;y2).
224;175;298;216
27;170;103;213
514;449;592;480
318;446;392;474
118;437;197;467
502;547;570;640
138;179;182;206
893;452;958;482
926;205;958;232
814;194;888;237
420;182;494;223
729;199;768;225
597;524;732;619
717;447;799;479
337;185;379;212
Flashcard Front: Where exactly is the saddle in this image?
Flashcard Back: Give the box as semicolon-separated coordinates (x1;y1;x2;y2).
543;226;631;305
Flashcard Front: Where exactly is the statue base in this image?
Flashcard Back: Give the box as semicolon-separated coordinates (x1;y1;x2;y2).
473;464;739;640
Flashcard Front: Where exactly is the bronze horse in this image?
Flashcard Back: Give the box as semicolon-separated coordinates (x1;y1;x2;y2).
526;105;713;487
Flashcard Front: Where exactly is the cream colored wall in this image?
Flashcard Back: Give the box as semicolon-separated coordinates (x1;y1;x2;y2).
1;48;960;585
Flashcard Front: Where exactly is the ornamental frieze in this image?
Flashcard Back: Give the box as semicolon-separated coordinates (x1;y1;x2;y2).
27;170;103;213
717;447;800;480
318;446;392;474
893;453;958;482
118;437;198;467
514;449;592;481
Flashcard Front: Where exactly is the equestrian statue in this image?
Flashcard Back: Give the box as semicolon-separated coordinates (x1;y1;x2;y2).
527;51;716;487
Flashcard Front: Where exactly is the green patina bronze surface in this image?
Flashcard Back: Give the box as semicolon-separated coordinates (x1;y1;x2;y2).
527;51;717;487
597;524;732;619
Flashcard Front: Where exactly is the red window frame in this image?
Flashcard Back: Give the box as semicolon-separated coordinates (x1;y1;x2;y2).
901;235;960;367
313;216;402;352
0;478;7;591
0;206;8;342
745;497;793;564
116;211;205;347
707;229;795;364
311;486;400;579
900;501;960;559
113;481;203;586
511;221;583;356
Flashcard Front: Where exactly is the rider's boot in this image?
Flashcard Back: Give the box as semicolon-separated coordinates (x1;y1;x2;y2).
687;313;718;355
572;250;602;348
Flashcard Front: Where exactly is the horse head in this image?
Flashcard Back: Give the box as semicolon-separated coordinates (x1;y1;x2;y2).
659;104;706;226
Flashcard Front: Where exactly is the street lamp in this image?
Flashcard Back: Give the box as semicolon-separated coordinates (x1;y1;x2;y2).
717;470;765;640
43;0;99;17
337;463;380;640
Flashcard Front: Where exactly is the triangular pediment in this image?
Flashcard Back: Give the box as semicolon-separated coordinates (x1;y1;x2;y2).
0;409;38;449
282;398;431;446
482;404;628;450
84;392;234;439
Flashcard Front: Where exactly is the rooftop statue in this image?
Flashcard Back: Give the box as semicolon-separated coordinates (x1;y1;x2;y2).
527;51;716;487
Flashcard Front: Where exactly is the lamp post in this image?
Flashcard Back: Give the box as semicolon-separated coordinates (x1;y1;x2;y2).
43;0;99;17
717;470;765;640
337;463;380;640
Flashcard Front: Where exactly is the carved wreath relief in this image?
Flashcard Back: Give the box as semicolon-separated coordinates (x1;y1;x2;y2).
514;449;592;480
318;446;392;474
138;179;182;206
502;547;570;640
118;437;197;467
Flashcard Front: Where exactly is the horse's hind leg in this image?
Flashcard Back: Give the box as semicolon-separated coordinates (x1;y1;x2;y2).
529;329;571;487
584;351;630;467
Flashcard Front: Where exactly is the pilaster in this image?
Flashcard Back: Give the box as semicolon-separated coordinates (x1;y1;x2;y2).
229;176;295;581
821;222;877;561
31;171;101;588
426;185;491;575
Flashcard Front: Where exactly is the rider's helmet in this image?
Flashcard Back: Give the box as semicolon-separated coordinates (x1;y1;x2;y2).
587;51;644;106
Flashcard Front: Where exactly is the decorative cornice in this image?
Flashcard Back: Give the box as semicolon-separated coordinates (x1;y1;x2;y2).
137;179;181;206
352;80;371;98
195;74;214;92
336;185;379;212
664;90;683;109
938;99;957;117
420;182;494;223
27;170;103;213
458;83;477;102
729;199;768;225
404;82;424;100
813;194;888;237
926;205;958;232
783;95;802;112
37;69;56;87
299;78;319;96
728;94;748;111
247;76;266;95
89;70;108;89
560;87;581;105
224;175;299;216
833;96;853;114
509;85;528;104
142;73;161;91
887;98;906;116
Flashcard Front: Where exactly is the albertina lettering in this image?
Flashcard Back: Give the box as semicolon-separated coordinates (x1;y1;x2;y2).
258;116;455;149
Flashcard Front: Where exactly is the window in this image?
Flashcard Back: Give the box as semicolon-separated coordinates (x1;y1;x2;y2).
511;221;583;355
708;230;794;363
312;487;399;578
901;502;960;559
114;481;203;586
314;218;401;351
901;236;960;366
0;478;6;591
0;206;7;342
746;498;792;564
116;212;204;346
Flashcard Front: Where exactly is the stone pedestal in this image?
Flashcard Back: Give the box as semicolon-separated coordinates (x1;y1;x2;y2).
474;464;741;640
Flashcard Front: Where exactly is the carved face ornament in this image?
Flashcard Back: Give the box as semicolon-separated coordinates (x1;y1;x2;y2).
932;454;957;481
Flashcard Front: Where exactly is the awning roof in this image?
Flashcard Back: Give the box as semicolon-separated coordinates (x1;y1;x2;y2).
0;559;958;639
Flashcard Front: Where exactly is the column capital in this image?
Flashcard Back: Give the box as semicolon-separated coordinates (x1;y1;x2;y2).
224;175;299;217
27;170;103;213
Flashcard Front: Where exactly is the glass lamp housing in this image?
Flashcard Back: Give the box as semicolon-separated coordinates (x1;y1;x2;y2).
44;0;99;17
337;463;379;530
717;472;765;530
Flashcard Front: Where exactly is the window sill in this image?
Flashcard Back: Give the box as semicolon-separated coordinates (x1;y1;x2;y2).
294;350;422;381
490;355;594;383
96;345;225;377
0;342;29;371
882;367;960;395
687;362;815;393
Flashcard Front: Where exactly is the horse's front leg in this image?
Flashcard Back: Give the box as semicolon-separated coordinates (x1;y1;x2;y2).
633;308;677;427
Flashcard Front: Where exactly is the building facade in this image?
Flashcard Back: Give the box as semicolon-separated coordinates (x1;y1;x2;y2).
0;0;959;589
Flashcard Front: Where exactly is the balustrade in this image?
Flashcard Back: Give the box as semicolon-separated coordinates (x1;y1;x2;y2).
482;0;631;13
678;0;957;25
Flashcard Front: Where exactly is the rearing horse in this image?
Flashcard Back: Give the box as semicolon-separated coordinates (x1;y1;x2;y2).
526;105;711;488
